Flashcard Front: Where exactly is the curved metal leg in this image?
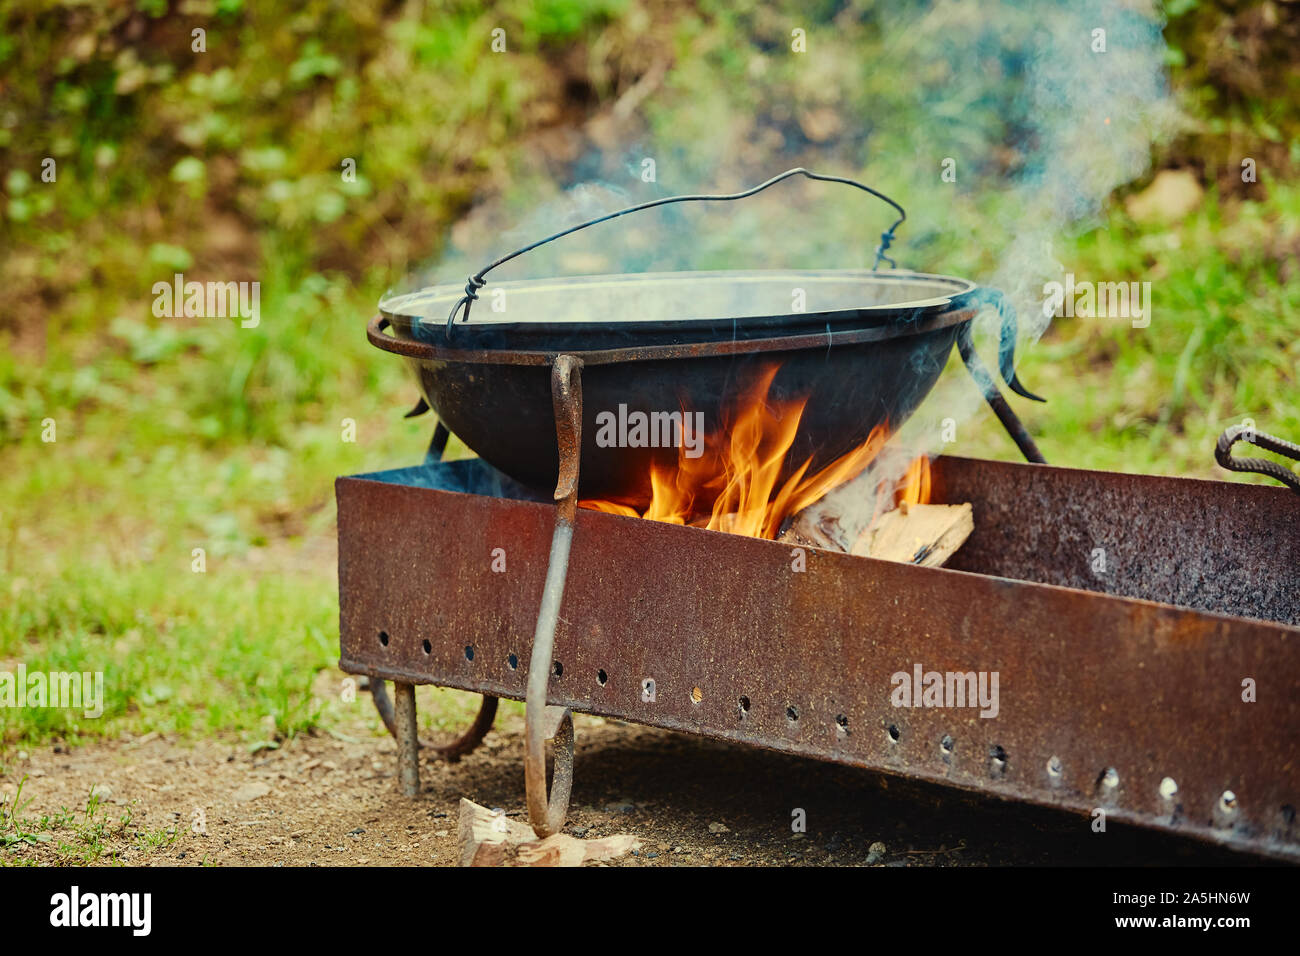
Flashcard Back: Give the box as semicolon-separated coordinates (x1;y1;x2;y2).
370;679;498;762
527;705;575;836
370;675;400;736
524;355;584;836
956;322;1047;464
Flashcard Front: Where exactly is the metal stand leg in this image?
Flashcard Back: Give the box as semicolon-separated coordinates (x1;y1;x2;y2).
524;354;583;837
393;681;420;797
371;680;497;762
368;417;499;772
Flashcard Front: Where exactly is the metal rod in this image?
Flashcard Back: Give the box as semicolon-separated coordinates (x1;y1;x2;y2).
426;421;450;463
393;681;419;797
371;676;398;738
370;679;497;761
523;354;582;836
439;695;499;762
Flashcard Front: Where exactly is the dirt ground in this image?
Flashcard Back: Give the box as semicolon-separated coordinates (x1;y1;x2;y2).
1;678;1259;867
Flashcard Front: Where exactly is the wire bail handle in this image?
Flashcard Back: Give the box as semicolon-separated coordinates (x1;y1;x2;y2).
444;167;907;335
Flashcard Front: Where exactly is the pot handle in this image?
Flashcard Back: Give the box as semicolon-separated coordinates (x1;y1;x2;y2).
443;167;907;335
1215;425;1300;494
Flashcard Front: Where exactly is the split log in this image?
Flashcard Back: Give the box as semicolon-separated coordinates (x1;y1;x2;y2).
778;451;973;566
851;501;974;567
457;798;640;867
779;448;922;552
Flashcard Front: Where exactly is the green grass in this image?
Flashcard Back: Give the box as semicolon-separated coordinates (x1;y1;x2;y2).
0;777;181;866
2;562;334;743
1012;182;1300;476
0;246;506;749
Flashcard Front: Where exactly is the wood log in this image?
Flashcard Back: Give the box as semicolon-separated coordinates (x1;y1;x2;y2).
457;798;640;867
778;450;973;566
778;448;923;552
457;798;536;867
851;501;974;567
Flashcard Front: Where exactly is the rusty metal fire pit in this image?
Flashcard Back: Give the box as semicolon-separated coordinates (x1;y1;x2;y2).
337;444;1300;860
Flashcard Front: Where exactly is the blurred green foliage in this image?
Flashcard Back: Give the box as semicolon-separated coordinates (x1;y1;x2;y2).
0;0;1296;750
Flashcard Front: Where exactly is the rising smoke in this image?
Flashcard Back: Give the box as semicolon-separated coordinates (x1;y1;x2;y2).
393;0;1178;477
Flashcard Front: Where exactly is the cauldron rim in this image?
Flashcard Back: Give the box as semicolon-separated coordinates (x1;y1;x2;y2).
380;268;979;339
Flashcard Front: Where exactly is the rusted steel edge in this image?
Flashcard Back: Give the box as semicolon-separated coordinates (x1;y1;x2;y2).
933;455;1299;626
365;309;977;367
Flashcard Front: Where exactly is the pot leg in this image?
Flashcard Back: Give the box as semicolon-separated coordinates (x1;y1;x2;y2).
957;323;1046;464
370;675;400;738
436;694;499;761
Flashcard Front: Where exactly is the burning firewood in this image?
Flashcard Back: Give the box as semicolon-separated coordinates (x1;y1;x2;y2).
778;447;916;550
779;452;973;566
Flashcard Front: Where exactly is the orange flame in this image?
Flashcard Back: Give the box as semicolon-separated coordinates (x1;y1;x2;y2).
581;363;904;539
896;453;932;507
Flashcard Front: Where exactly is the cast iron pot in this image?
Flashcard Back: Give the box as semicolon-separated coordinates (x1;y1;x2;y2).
369;171;1038;501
